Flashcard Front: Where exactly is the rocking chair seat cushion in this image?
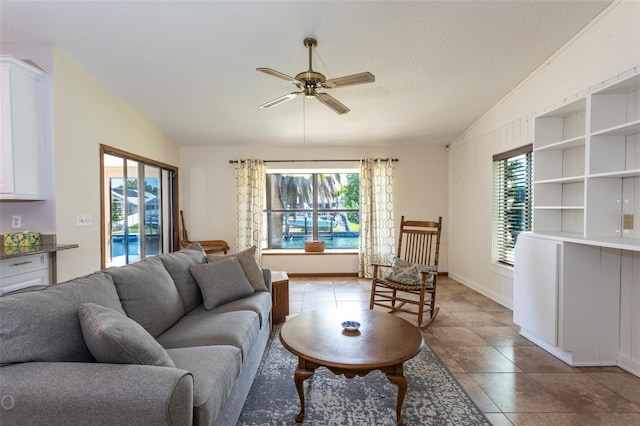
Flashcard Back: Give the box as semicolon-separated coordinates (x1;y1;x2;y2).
384;257;437;286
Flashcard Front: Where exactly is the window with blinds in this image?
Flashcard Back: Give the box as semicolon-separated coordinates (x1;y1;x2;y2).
493;144;533;266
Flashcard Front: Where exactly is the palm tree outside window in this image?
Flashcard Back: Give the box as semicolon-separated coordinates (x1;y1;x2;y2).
264;171;360;249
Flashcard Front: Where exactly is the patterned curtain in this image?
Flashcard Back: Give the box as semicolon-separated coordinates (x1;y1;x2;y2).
236;159;266;258
359;158;396;278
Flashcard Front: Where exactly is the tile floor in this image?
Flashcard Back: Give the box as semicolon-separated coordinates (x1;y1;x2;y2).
286;275;640;425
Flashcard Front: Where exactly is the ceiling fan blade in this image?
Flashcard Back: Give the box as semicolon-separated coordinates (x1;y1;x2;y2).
316;92;350;115
256;67;299;83
324;72;375;89
259;92;301;109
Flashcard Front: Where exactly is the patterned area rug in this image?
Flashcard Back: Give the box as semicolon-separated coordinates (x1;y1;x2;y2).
238;325;491;425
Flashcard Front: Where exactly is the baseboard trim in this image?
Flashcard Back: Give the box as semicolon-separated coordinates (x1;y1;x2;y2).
287;272;359;278
285;272;449;278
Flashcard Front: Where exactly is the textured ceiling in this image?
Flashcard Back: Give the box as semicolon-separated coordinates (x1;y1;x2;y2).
0;1;613;147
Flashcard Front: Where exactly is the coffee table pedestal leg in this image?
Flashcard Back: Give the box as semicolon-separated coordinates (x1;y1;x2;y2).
293;358;408;426
294;358;315;423
384;363;408;426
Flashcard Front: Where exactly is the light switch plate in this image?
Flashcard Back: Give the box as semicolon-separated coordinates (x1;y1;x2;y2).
623;214;634;230
76;214;92;226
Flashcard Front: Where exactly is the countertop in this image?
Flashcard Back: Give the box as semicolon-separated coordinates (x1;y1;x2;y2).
0;243;79;260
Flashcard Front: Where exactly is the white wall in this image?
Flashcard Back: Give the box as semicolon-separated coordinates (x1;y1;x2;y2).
180;142;449;274
52;48;180;281
448;1;640;308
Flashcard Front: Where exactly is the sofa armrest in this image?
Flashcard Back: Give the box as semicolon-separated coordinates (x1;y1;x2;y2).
1;362;193;426
262;268;272;292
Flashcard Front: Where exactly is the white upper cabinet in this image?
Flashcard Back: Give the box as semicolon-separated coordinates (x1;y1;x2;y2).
533;71;640;248
0;56;47;200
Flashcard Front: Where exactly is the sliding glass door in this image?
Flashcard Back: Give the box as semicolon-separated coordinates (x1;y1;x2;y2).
101;146;178;267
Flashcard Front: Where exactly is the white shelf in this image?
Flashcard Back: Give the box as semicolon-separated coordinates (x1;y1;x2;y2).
535;98;586;148
589;168;640;179
534;136;586;152
591;119;640;137
594;73;640;95
539;98;587;118
534;206;584;210
534;176;585;184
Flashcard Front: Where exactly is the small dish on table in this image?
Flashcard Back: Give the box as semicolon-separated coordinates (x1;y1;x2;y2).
341;321;361;332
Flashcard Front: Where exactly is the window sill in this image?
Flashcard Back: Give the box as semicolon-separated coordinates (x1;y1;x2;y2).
261;249;359;256
490;262;514;279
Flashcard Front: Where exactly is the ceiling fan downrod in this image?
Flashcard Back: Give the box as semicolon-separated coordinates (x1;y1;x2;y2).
303;37;317;71
297;38;325;96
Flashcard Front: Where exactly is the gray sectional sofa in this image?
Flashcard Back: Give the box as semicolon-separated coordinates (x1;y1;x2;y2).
0;244;272;425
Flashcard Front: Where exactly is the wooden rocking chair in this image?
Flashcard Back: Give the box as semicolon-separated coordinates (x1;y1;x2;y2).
179;210;229;255
369;216;442;327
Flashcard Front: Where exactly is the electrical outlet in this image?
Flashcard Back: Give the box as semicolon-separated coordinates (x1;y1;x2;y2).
76;214;92;226
623;214;634;230
11;215;21;229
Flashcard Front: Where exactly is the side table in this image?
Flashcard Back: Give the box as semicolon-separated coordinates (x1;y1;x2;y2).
271;270;289;324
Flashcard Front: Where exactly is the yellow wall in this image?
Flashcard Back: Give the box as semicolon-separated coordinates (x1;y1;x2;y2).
52;48;180;281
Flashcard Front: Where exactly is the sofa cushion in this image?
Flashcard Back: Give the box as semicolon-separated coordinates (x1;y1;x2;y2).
190;257;256;310
193;291;272;328
0;272;124;365
105;256;184;338
207;246;268;292
157;311;260;360
166;346;242;425
79;303;175;367
158;244;207;313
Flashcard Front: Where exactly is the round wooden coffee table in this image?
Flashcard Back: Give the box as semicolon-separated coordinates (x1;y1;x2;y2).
279;309;424;425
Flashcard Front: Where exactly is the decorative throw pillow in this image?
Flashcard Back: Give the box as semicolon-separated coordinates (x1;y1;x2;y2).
385;257;437;286
207;246;268;292
157;245;207;313
104;256;184;338
78;303;175;367
190;257;256;310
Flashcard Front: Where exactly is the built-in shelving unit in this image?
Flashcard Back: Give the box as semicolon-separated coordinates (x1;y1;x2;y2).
533;72;640;247
516;71;640;374
533;98;586;236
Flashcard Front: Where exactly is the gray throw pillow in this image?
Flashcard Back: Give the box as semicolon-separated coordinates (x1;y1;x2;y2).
190;257;256;310
207;246;268;292
104;256;184;337
78;303;175;367
158;244;208;313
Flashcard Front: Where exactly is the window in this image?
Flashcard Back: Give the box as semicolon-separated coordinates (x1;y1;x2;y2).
264;171;360;249
101;145;178;267
493;145;533;266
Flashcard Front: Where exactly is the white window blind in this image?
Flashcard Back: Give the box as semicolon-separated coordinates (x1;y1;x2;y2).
493;145;533;266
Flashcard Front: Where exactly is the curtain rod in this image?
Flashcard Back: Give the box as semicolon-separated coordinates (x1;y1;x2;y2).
228;158;399;164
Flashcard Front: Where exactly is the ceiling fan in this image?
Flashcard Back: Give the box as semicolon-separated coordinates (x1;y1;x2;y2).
257;38;375;115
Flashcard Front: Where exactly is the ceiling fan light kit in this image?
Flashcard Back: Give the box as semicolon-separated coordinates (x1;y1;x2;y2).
257;37;374;114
